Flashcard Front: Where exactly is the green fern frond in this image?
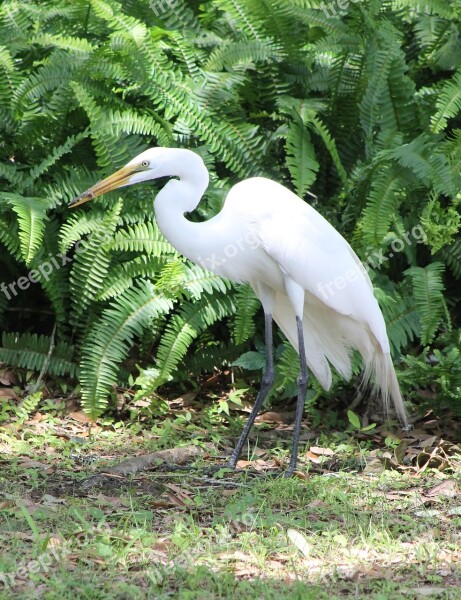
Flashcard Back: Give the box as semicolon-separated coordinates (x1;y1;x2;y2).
30;33;94;54
180;263;231;299
376;288;420;353
359;166;403;246
154;293;235;388
0;193;49;265
97;255;166;301
0;332;77;377
183;340;238;375
0;46;19;108
431;71;461;133
310;116;348;186
69;200;122;326
232;284;260;344
0;216;21;260
109;221;177;256
79;280;174;417
205;39;282;71
285;116;319;197
406;262;446;345
59;206;114;254
439;238;461;279
90;0;148;46
23;131;90;190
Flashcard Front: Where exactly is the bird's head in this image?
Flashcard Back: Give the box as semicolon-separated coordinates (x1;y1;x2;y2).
69;147;203;208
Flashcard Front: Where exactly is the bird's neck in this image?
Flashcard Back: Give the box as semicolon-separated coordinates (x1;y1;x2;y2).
153;166;213;264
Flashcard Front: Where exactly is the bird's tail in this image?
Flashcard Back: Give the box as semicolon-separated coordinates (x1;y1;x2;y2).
363;348;409;428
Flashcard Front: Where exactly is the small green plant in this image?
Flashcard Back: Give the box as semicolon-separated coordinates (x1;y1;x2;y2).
347;410;377;434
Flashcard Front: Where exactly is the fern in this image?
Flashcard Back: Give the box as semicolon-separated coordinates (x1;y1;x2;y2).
376;288;420;353
153;293;236;389
440;238;461;279
79;280;174;417
406;263;446;345
232;284;260;344
0;194;49;265
109;221;177;256
0;332;77;377
359;165;404;246
69;200;123;327
285;116;319;197
15;392;43;422
431;71;461;133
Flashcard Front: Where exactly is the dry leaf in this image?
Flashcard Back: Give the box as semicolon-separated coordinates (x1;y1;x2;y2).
0;369;17;385
69;411;93;423
42;494;66;506
425;479;458;498
287;528;311;557
363;458;384;474
414;509;441;517
409;587;448;596
0;388;18;399
18;458;52;472
309;446;334;456
169;392;197;408
305;450;321;464
133;399;150;408
152;540;172;555
256;411;286;424
306;499;329;509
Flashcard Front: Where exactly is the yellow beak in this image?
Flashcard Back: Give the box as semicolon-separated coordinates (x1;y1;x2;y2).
68;164;138;208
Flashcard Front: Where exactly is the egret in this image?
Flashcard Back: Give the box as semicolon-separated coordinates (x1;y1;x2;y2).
70;148;409;474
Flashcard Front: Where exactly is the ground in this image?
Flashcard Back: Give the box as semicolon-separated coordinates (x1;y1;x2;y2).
0;385;460;599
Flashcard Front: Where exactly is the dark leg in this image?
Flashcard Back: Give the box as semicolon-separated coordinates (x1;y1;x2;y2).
285;316;309;476
228;312;274;469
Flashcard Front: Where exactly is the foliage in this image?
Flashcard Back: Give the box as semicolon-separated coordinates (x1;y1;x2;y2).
400;343;461;417
0;0;460;417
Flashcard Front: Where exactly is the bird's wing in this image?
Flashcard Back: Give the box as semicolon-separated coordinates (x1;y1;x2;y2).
232;178;390;354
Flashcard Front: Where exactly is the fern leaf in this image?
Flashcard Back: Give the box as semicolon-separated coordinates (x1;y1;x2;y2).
154;294;235;388
69;200;122;327
0;332;77;377
360;166;403;246
285;116;319;197
431;71;461;133
0;193;49;265
406;262;446;345
79;280;174;417
232;284;260;344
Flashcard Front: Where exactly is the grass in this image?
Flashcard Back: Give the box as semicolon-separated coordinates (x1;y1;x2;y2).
0;396;460;599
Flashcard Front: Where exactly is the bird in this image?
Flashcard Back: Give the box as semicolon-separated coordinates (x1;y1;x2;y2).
70;147;409;475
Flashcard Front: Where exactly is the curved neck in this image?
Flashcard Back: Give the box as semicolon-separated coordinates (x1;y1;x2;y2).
153;162;213;263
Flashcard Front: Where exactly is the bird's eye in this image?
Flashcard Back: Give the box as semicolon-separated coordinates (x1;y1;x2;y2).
141;160;149;168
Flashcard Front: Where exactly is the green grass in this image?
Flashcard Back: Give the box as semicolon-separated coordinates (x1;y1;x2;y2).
0;404;460;599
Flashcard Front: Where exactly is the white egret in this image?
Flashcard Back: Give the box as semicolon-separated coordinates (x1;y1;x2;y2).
70;148;409;474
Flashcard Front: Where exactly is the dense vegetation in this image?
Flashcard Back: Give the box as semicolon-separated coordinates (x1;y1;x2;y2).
0;0;460;419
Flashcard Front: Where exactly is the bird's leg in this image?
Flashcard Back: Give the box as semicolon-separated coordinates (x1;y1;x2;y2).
228;312;274;469
285;316;309;476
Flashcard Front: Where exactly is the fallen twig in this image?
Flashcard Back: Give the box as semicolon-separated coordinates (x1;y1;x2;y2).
80;445;204;490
